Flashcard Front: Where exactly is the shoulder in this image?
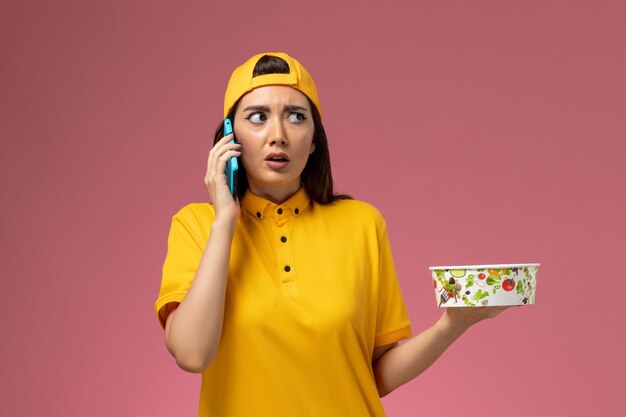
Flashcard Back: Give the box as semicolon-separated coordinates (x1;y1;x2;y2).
173;202;215;218
170;203;215;233
325;198;385;219
315;198;387;232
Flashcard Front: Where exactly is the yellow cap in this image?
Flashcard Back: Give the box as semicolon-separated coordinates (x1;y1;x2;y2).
223;52;322;118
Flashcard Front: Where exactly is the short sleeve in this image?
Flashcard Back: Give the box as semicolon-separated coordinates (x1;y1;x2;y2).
374;224;412;347
154;205;213;328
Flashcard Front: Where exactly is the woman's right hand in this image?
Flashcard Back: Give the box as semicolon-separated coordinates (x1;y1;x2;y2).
204;132;242;224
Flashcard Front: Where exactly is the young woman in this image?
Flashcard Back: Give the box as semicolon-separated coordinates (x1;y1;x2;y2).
155;52;507;416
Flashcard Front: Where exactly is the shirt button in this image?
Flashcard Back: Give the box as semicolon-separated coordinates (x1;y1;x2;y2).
284;265;291;272
280;236;287;243
277;208;283;215
256;212;261;218
294;208;299;215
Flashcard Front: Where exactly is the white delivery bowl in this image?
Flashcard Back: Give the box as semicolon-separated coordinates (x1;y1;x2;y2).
429;264;539;307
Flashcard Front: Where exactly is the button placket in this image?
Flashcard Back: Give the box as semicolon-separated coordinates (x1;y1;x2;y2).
275;210;297;296
274;204;288;227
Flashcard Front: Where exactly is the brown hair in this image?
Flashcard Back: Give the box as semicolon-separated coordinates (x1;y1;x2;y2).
213;55;350;204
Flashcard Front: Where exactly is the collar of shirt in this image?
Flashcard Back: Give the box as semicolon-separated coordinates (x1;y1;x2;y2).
240;186;311;221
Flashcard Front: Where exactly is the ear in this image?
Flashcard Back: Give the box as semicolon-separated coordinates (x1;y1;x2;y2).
309;142;316;154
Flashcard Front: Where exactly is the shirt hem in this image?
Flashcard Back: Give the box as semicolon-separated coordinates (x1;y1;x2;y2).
374;324;412;347
154;292;187;328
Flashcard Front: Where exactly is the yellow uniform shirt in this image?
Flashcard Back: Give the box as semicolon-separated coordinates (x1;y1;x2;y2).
155;187;412;416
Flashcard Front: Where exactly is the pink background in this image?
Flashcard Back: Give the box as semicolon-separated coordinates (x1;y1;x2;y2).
1;0;624;416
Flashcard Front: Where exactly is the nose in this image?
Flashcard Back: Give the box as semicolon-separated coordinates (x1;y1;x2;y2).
268;119;288;146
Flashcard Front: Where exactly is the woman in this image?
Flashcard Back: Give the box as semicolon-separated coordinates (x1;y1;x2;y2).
155;52;506;416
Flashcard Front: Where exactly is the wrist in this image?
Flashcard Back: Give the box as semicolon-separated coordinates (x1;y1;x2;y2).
211;215;238;236
435;309;472;340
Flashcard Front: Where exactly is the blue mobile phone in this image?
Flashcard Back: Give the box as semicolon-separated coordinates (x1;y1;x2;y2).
223;118;238;198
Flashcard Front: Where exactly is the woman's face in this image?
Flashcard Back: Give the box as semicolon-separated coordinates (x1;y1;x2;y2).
233;85;315;203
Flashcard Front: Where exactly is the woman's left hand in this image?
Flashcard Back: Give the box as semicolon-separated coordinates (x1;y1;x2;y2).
443;306;511;334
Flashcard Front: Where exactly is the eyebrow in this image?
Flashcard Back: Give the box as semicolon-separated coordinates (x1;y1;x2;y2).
242;104;310;113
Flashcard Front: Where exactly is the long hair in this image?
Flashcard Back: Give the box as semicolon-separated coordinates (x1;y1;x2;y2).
213;55;351;204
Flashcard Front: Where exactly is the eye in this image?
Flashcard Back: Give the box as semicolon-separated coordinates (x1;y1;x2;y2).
287;112;307;122
246;112;266;124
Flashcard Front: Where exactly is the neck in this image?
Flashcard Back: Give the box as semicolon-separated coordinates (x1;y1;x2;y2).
248;183;301;204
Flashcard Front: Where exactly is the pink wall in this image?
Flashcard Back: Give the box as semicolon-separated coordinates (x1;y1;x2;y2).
1;0;624;416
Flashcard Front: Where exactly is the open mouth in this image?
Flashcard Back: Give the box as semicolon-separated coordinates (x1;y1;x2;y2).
265;153;290;162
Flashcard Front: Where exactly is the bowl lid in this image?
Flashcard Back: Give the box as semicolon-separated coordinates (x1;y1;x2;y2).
428;263;540;270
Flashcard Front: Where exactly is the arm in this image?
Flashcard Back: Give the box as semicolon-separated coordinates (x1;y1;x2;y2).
373;307;508;397
164;218;236;373
163;132;241;373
